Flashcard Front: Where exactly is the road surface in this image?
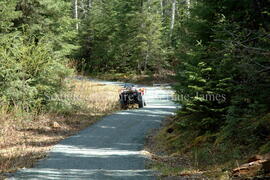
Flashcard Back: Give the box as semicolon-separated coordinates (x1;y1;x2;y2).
9;81;177;180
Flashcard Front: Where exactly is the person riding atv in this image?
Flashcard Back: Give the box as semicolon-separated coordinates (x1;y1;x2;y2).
119;84;146;109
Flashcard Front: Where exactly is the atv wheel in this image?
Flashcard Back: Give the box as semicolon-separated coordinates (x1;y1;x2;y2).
120;95;128;109
138;94;144;108
120;100;128;109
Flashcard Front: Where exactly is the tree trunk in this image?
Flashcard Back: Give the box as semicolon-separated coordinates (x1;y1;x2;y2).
170;0;176;37
160;0;163;16
147;0;151;9
89;0;92;8
144;45;150;73
186;0;191;16
74;0;79;30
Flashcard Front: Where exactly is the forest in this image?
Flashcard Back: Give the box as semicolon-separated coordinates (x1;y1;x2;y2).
0;0;270;179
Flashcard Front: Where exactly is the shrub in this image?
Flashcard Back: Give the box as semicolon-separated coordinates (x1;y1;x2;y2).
0;34;73;111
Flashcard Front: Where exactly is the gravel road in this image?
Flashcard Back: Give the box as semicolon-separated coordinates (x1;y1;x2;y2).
9;81;178;180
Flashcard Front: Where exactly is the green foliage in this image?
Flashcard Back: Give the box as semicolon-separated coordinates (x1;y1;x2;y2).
0;0;21;33
173;0;270;158
77;0;167;74
0;0;74;112
15;0;78;56
0;35;72;110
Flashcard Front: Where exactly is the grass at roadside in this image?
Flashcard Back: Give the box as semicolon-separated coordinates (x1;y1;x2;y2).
0;78;120;179
146;115;270;179
145;117;234;180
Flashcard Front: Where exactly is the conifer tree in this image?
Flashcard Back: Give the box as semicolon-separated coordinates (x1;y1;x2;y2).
174;0;270;147
77;0;166;73
15;0;78;56
0;0;21;33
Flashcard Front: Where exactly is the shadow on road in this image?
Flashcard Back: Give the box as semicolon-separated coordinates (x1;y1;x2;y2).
9;86;178;180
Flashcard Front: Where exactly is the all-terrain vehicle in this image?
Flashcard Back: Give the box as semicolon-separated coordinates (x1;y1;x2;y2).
119;84;146;109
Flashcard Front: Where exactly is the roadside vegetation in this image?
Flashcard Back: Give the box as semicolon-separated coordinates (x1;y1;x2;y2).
0;1;119;178
0;79;119;178
90;72;176;85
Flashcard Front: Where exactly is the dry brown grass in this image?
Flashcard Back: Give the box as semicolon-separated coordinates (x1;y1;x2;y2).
0;79;120;179
145;116;232;180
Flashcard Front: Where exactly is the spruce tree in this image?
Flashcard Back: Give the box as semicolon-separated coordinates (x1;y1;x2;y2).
15;0;78;56
174;0;270;148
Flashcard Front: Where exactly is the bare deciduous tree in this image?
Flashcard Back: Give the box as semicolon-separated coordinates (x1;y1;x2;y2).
74;0;79;30
170;0;176;37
